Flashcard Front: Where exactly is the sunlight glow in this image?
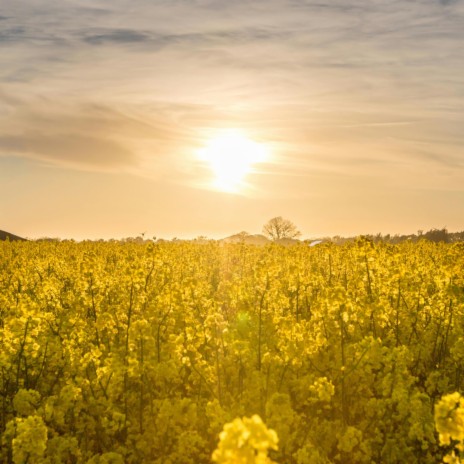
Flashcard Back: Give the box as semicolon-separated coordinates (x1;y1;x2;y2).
198;129;268;193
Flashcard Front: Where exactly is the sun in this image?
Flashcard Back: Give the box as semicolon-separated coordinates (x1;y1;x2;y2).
198;129;268;193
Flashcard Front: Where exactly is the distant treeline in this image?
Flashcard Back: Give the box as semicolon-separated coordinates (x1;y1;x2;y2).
2;227;462;244
327;228;462;245
99;228;464;245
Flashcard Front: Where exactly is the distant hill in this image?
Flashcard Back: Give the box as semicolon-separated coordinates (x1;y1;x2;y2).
275;237;301;246
221;232;270;245
0;230;26;241
221;232;308;246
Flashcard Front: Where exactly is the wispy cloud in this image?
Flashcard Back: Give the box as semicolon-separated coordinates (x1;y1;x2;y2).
0;26;27;43
0;133;135;168
82;29;151;45
0;99;200;174
81;26;291;48
0;103;137;170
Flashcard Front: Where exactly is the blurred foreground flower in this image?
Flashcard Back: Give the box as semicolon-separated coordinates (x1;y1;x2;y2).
435;392;464;463
212;414;278;464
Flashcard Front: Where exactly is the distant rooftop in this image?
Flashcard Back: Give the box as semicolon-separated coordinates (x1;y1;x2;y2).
0;230;26;241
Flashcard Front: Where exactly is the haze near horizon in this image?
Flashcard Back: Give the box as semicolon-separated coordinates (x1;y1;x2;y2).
1;0;463;240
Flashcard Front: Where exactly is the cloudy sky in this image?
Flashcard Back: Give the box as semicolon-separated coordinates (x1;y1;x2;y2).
1;0;463;239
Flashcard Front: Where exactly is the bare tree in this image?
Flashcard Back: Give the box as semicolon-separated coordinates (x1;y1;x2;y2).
262;216;301;241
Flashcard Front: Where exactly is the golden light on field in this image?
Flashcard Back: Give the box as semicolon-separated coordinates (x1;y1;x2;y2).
198;129;269;193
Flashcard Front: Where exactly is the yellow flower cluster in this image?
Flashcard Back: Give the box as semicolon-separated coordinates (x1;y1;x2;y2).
435;392;464;463
212;415;278;464
0;239;463;462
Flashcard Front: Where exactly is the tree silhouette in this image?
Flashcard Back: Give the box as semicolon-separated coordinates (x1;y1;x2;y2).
262;216;301;241
424;228;449;243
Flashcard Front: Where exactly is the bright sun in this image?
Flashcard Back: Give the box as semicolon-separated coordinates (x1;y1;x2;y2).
198;129;268;193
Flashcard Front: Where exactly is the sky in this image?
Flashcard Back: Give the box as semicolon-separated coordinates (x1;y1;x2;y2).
0;0;463;240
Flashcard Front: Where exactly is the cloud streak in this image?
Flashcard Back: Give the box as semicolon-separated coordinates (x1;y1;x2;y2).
0;133;135;168
80;26;291;47
0;99;202;174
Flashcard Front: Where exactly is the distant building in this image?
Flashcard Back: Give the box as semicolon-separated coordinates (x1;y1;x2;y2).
0;230;26;241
